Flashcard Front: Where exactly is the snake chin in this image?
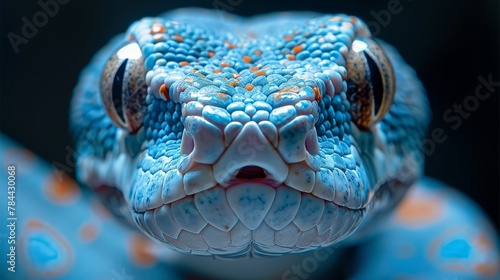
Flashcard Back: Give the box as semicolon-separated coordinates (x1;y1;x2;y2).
131;181;366;257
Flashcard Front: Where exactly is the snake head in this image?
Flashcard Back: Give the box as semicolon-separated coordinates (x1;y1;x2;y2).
75;10;429;257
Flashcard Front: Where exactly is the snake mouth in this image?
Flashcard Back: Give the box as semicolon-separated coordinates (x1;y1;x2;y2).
236;166;267;180
221;166;283;188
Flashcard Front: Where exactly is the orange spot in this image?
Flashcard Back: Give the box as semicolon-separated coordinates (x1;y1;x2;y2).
127;34;137;41
212;69;222;73
249;66;260;71
21;149;35;160
349;16;358;23
160;84;170;101
45;172;80;204
475;263;498;276
185;77;194;83
172;35;184;42
27;220;43;227
286;55;296;61
229;80;239;87
232;73;240;79
179;61;189;67
220;61;230;67
292;45;303;54
254;49;262;55
476;233;494;249
255;71;266;76
130;234;157;267
153;34;163;41
217;92;229;100
313;87;321;101
284;35;293;41
79;222;98;243
245;84;255;91
224;41;236;49
394;189;442;227
208;51;215;58
243;56;251;63
150;23;166;34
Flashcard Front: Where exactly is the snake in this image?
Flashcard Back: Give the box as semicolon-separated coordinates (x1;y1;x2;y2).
69;8;430;257
3;7;498;279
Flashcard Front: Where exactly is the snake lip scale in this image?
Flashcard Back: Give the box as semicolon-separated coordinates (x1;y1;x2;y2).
71;8;430;257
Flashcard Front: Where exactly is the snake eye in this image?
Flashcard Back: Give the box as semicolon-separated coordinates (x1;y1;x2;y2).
100;41;147;133
346;36;395;130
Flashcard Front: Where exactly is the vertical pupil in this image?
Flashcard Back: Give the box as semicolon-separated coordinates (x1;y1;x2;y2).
364;52;383;114
112;58;128;122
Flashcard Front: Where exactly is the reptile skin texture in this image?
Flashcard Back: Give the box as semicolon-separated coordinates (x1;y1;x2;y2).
1;8;498;280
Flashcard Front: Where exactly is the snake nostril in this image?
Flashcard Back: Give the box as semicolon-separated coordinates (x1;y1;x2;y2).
236;166;266;179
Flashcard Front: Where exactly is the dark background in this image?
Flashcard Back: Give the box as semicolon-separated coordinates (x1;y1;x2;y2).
1;0;498;228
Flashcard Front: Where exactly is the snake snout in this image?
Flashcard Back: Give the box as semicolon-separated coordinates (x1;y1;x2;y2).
213;121;289;187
